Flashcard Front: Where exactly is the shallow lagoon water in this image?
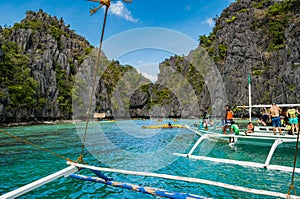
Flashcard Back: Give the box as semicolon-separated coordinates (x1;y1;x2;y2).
0;119;299;198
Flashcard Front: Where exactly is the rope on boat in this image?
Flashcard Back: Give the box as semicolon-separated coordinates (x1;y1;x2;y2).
67;162;300;199
70;174;209;199
79;1;110;164
0;130;72;162
78;0;132;164
288;129;300;196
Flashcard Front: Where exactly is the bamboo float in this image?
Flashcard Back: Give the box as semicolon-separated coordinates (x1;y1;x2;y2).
67;162;300;199
70;174;209;199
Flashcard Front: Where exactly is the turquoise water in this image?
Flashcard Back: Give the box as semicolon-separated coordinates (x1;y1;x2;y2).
0;119;299;198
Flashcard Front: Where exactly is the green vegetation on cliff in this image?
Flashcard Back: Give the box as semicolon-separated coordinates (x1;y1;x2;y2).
201;0;299;51
0;10;93;122
0;41;38;111
248;0;299;51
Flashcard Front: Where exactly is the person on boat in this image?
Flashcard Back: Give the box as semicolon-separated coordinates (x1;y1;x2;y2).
245;122;254;135
222;105;234;135
230;121;239;135
230;120;239;143
202;107;209;130
256;117;266;126
280;116;285;128
269;103;283;135
287;106;299;135
260;107;270;126
281;107;290;127
168;122;173;128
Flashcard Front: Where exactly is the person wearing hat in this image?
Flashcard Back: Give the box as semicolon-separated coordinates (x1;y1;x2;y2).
269;103;282;135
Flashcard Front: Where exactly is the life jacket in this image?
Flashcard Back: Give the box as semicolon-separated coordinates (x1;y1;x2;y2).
288;109;296;118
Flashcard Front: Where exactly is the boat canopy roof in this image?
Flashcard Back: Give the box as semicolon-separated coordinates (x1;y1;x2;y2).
237;104;300;108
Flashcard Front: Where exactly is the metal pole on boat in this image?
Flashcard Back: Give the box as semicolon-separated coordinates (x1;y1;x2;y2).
248;73;252;121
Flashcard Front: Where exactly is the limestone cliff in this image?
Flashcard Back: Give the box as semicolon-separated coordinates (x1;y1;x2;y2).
0;10;150;124
157;0;300;117
0;10;94;123
199;0;300;109
1;0;300;123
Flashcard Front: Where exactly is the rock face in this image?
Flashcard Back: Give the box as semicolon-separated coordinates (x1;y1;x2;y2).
133;0;300;118
93;61;150;119
157;0;300;118
1;0;300;123
0;10;93;123
0;10;150;124
199;0;300;111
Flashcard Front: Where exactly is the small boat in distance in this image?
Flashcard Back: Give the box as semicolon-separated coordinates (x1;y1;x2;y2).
141;124;186;129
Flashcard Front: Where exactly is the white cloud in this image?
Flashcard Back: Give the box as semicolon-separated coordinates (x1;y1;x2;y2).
135;63;159;83
109;1;138;23
141;72;157;83
203;18;214;27
136;63;159;83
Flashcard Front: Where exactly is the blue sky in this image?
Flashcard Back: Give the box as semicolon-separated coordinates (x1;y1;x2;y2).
0;0;235;81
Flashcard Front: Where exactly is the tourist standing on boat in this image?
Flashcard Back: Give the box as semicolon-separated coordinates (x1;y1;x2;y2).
287;106;299;135
269;103;282;135
222;105;234;134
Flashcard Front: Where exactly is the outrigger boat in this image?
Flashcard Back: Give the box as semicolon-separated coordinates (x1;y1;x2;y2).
174;122;300;173
174;74;300;180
